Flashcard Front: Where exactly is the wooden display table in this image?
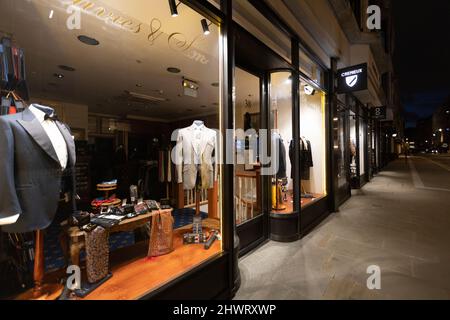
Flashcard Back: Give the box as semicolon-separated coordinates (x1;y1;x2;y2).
68;209;172;267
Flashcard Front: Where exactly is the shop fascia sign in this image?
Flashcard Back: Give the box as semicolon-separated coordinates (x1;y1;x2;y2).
371;106;387;120
336;63;368;93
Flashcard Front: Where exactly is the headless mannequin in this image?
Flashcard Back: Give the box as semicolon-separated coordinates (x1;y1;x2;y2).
1;104;69;299
0;105;68;226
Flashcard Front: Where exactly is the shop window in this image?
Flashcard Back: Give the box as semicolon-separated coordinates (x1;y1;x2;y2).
269;71;293;215
349;111;358;179
299;80;327;208
234;68;262;225
359;115;366;176
334;103;349;189
0;0;223;300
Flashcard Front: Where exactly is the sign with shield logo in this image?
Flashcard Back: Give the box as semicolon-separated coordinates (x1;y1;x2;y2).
337;63;368;93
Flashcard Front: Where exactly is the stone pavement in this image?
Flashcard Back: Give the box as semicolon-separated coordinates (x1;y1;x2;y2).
234;157;450;300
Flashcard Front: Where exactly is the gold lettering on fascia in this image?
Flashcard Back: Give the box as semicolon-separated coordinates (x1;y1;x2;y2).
63;0;203;54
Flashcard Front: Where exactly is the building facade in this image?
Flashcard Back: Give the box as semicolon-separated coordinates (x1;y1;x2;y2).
0;0;402;300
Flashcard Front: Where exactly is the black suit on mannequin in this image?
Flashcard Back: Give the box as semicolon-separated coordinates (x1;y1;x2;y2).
0;104;77;233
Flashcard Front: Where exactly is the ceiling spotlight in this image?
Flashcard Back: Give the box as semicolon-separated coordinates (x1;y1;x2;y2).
167;67;181;73
169;0;180;17
54;73;64;79
201;19;212;35
182;78;199;98
49;10;54;19
285;76;292;85
78;35;100;46
136;84;143;88
304;85;315;96
211;82;219;87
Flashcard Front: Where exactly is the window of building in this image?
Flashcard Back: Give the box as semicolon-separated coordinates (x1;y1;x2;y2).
299;79;327;208
0;0;223;300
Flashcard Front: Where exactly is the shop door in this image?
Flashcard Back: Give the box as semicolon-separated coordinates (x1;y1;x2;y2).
234;24;292;255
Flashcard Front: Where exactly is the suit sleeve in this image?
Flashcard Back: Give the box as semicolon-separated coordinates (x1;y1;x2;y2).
175;130;183;184
0;118;22;223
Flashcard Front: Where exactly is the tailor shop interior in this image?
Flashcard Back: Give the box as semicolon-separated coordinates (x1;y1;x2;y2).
0;1;224;300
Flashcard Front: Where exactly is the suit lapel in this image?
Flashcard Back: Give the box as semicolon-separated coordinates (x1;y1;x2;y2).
55;121;76;166
189;126;200;156
199;128;209;156
17;108;60;165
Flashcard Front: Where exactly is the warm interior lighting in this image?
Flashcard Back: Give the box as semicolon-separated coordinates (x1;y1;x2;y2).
304;85;315;96
201;19;210;35
169;0;179;17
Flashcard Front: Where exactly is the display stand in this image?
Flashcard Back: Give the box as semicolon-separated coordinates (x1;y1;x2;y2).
91;183;121;211
272;180;286;211
195;188;201;216
16;230;63;300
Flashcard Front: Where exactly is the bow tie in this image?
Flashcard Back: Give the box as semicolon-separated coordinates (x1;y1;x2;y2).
44;113;58;121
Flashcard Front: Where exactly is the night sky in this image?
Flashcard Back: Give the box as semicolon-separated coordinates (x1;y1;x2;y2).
393;0;450;128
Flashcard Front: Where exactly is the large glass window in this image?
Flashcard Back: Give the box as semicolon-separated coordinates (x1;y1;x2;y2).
334;102;349;190
349;110;358;179
269;71;293;214
0;0;222;300
299;80;327;208
359;115;366;176
234;68;262;225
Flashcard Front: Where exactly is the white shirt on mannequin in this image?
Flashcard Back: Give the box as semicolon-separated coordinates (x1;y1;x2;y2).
0;105;68;226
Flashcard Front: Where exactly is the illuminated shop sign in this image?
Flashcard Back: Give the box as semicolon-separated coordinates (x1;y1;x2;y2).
337;63;368;93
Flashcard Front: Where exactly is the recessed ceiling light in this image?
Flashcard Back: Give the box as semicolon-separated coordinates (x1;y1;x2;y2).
167;67;181;73
78;35;100;46
54;73;64;79
212;102;219;106
136;84;143;88
58;65;76;72
136;60;142;64
200;105;207;108
211;82;219;87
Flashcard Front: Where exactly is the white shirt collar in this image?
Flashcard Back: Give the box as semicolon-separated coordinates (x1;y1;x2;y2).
29;104;55;123
190;121;205;130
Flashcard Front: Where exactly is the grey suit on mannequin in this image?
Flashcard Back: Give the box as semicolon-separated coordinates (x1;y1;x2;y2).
175;121;218;190
0;104;77;233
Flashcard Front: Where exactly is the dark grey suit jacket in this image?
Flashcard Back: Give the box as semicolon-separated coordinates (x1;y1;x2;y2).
0;106;76;233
